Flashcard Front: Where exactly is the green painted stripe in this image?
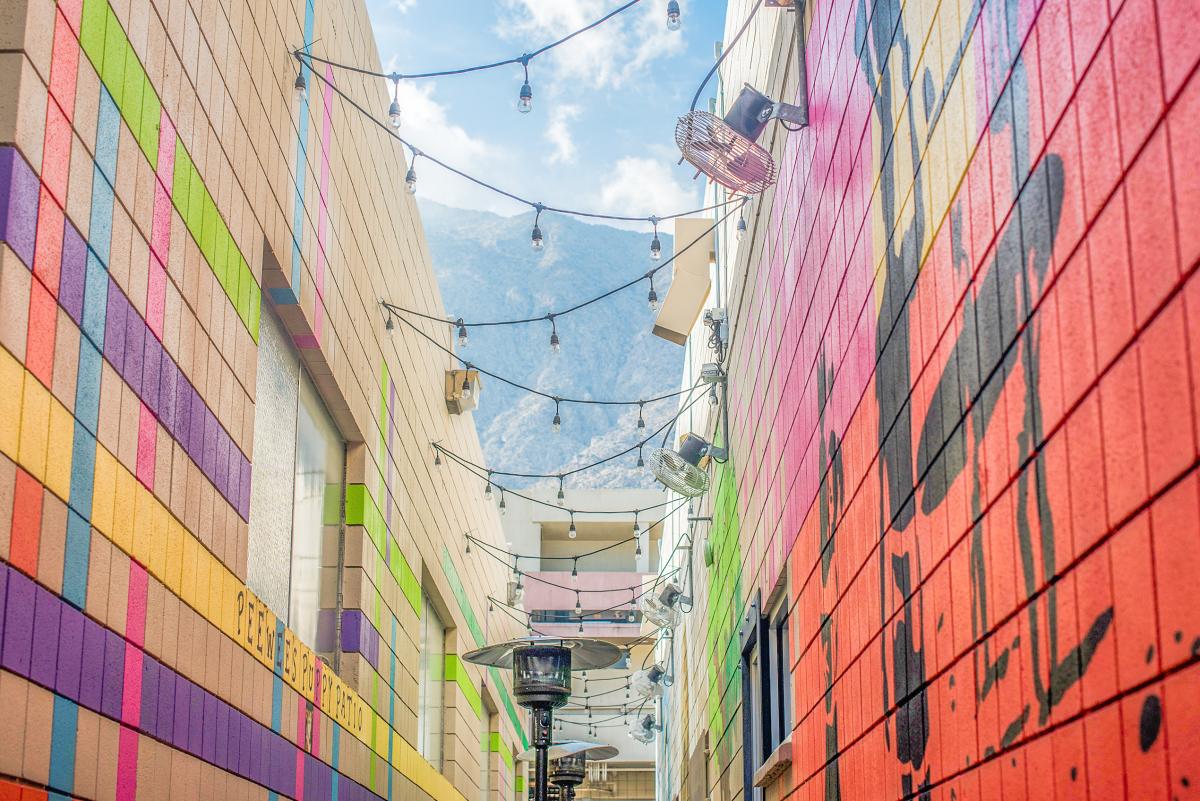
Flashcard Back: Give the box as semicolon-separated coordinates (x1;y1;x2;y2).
490;732;514;773
344;484;421;614
77;0;261;341
515;776;525;792
444;654;483;719
441;546;527;749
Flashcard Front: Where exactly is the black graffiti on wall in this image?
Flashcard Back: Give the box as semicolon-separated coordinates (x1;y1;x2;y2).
851;0;1114;788
817;352;844;801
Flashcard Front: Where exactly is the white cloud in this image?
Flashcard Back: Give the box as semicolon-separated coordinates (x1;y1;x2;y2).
499;0;685;91
598;156;702;231
544;104;582;164
388;0;416;12
387;80;524;214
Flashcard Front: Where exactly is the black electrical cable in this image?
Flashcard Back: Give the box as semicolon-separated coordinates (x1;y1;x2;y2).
439;447;682;516
688;0;765;112
298;0;642;81
382;201;746;330
296;53;746;225
437;379;707;480
392;311;694;409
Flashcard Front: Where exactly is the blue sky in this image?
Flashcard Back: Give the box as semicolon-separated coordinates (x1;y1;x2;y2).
362;0;727;229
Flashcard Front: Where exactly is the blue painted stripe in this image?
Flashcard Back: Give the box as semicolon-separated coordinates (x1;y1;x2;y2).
49;695;79;792
62;509;92;609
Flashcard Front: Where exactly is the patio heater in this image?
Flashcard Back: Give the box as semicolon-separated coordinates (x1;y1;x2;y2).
464;637;621;801
518;742;619;801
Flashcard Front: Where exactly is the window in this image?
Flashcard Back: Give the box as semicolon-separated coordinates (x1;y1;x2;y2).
288;374;344;649
741;590;792;797
418;591;446;768
247;306;344;650
480;711;496;801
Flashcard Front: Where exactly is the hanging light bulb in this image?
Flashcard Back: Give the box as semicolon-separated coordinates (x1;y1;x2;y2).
648;284;659;312
456;319;468;348
557;476;566;506
293;70;307;103
461;370;473;400
736;215;747;241
498;491;507;516
552;406;562;434
484;472;493;499
465;536;472;555
518;79;533;113
385;314;395;333
636;446;644;468
487;599;493;613
571;559;578;585
405;165;417;195
578;621;584;634
568;513;577;539
388;76;402;128
433;450;442;467
635;537;643;558
637;402;646;431
666;0;681;30
709;384;719;407
549;329;560;352
531;222;544;250
649;218;662;261
575;592;582;616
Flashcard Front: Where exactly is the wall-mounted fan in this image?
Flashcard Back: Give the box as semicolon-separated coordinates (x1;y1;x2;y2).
647;433;726;497
630;714;659;744
640;581;689;630
631;664;671;699
675;84;807;195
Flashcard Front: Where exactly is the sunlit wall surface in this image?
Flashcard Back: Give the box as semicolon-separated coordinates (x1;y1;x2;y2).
0;0;527;795
659;0;1200;799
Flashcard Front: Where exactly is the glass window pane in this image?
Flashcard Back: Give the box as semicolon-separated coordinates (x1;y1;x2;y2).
289;374;344;650
419;593;446;769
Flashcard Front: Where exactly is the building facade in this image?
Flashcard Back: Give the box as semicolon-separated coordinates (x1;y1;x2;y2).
0;0;526;797
657;0;1200;800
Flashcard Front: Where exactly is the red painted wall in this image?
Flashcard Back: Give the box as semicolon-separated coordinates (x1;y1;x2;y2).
689;0;1200;797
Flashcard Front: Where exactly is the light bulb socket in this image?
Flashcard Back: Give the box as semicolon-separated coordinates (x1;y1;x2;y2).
457;321;468;347
518;80;533;113
550;331;560;352
388;100;402;129
648;288;658;311
667;0;681;29
650;236;662;260
531;223;544;250
736;216;747;240
294;71;307;99
405;166;417;194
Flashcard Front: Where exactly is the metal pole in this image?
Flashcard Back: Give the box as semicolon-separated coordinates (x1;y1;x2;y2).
533;708;552;801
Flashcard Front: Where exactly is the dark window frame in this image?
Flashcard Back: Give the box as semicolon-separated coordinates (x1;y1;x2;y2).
741;589;793;799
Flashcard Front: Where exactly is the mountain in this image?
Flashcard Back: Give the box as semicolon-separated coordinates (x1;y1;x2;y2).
418;199;685;489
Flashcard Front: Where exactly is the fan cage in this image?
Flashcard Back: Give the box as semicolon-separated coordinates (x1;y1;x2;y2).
647;447;711;497
675;110;778;195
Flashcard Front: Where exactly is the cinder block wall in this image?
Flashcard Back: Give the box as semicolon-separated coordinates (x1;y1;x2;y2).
0;0;526;796
662;0;1200;799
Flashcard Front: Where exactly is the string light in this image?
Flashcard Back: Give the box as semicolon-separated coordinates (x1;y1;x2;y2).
531;204;545;250
385;315;394;333
649;218;662;260
456;319;468;348
518;79;533;113
552;398;562;433
575;592;583;616
647;276;658;312
484;471;493;499
298;50;752;233
461;368;473;399
634;511;643;557
433;450;442;467
388;76;402;128
637;402;646;431
293;70;307;102
498;490;507;516
637;446;645;468
557;476;566;506
571;559;579;585
465;535;471;554
708;384;719;407
737;215;747;240
548;313;560;353
405;164;417;194
667;0;681;29
569;512;577;539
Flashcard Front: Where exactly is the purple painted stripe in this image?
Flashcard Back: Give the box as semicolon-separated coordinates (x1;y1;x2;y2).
0;146;39;266
0;568;379;801
94;275;251;519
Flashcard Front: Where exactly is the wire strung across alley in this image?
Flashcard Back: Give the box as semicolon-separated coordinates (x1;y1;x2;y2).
381;201;745;333
294;52;745;227
441;377;709;488
297;0;642;83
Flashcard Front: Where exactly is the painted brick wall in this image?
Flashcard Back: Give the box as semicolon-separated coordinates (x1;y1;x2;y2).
0;0;524;796
662;0;1200;799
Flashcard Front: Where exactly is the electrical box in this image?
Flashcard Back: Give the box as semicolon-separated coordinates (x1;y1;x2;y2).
445;368;481;414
